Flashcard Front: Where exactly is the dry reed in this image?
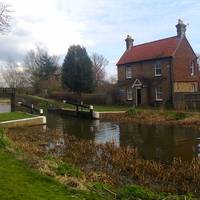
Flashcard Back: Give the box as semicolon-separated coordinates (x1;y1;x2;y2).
6;127;200;196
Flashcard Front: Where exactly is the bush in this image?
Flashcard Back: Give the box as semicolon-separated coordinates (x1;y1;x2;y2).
56;163;83;178
126;108;138;116
174;112;187;120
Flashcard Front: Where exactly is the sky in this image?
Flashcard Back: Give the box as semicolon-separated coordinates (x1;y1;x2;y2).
1;0;200;78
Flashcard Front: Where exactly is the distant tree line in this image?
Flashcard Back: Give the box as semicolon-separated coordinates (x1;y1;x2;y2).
0;3;111;94
1;44;110;95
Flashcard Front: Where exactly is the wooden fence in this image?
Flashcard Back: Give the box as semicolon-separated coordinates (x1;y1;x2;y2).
174;92;200;110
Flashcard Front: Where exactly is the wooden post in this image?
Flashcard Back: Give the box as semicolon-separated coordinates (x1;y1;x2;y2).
89;105;93;119
31;104;34;114
76;105;79;116
11;88;16;112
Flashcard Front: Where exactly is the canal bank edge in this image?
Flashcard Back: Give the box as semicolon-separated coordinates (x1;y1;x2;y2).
0;116;46;128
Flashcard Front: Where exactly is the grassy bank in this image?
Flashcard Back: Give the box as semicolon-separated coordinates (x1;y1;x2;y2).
18;95;129;112
4;127;197;199
0;112;33;123
101;107;200;127
0;148;184;199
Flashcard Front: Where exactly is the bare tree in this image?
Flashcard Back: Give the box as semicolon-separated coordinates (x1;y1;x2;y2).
91;53;109;87
0;2;11;33
1;60;30;88
24;47;59;92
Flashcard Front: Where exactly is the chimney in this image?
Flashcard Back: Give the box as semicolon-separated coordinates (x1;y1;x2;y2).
176;19;187;38
125;35;134;50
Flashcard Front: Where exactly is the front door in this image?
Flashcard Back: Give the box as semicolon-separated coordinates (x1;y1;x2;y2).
136;88;141;106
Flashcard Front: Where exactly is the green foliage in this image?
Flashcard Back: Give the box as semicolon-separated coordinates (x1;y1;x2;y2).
24;47;59;93
126;107;138;116
174;112;187;120
116;185;165;199
62;45;95;94
56;163;83;178
0;128;6;148
35;50;58;80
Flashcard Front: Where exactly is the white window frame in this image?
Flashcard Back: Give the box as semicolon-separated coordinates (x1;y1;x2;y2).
155;87;163;101
127;88;133;100
126;66;132;79
190;61;195;76
154;62;162;76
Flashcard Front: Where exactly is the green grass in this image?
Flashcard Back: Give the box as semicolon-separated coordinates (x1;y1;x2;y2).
0;150;71;200
56;163;83;178
94;105;130;112
0;150;189;200
0;112;33;123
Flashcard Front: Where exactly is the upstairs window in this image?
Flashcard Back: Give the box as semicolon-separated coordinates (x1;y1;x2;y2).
155;87;163;101
126;66;132;79
154;62;162;76
127;88;133;100
190;61;195;76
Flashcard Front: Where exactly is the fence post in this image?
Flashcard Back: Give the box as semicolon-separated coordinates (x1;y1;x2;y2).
76;105;79;116
40;109;44;116
89;105;93;119
31;104;34;114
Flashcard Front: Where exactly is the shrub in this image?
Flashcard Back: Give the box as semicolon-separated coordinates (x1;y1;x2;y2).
56;163;83;178
0;128;8;148
175;112;187;120
126;108;138;116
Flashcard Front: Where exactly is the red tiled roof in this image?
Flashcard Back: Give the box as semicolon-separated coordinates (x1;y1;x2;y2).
117;36;182;65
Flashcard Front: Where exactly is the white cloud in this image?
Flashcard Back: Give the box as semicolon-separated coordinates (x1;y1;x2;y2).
0;0;199;76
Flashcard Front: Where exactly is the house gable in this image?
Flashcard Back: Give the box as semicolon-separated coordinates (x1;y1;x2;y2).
172;36;199;82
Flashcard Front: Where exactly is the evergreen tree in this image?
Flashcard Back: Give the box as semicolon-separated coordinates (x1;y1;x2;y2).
62;45;95;94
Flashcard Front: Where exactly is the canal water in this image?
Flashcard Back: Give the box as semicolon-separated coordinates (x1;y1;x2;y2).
46;113;200;162
0;100;11;113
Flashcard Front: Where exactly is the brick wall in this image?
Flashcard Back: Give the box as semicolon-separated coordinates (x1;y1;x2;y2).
117;58;172;105
173;37;199;83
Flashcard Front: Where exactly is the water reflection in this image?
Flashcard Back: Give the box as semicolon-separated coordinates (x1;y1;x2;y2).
45;113;200;161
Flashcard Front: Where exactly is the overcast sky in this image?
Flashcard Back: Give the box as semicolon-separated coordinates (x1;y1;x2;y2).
1;0;200;77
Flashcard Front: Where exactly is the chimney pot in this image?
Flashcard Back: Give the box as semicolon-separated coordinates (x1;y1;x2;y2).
176;19;187;38
125;35;134;50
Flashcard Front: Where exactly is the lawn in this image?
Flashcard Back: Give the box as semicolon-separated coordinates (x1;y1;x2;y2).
94;105;130;112
0;150;73;200
0;112;34;123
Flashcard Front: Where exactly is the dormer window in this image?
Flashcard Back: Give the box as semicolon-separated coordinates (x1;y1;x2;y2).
126;66;132;79
190;61;195;76
154;62;162;76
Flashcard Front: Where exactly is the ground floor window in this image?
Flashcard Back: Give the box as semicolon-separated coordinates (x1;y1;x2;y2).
127;88;133;100
155;87;162;101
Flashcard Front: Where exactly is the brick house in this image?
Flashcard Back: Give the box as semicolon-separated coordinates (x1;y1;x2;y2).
117;20;199;107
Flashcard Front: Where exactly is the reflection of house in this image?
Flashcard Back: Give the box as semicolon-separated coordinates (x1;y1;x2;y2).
117;20;199;106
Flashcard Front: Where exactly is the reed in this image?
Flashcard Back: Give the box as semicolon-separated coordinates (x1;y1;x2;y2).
6;127;200;196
